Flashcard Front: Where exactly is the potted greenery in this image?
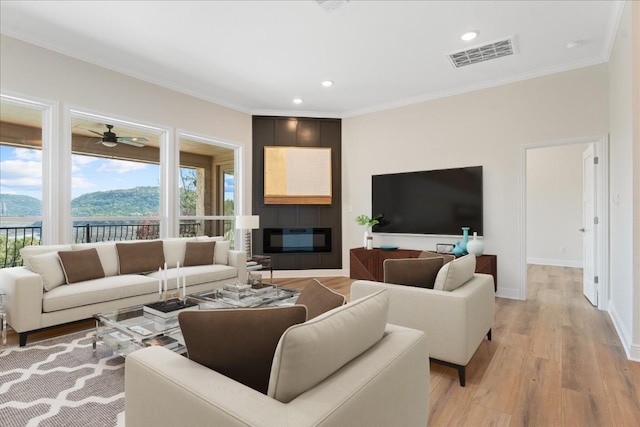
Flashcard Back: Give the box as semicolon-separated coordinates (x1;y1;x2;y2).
356;214;381;249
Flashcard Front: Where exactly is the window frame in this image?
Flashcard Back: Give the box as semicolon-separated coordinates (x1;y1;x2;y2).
66;108;169;242
1;92;56;243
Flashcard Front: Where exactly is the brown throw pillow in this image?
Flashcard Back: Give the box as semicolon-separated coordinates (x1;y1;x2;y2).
178;306;307;394
116;241;165;274
295;278;346;320
58;248;105;284
383;257;444;289
183;241;216;266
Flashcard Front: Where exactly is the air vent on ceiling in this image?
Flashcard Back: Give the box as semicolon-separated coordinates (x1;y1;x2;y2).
448;37;516;68
315;0;349;12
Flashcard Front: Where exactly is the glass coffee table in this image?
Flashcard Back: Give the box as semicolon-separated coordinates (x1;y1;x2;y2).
93;285;299;357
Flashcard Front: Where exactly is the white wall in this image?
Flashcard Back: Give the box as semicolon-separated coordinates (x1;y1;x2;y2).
0;35;253;235
526;143;588;267
608;0;640;360
343;65;609;299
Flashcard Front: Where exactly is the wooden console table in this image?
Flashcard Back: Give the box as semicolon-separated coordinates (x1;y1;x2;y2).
350;247;497;291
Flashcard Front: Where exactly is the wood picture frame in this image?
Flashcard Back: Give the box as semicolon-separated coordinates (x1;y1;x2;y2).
264;146;332;205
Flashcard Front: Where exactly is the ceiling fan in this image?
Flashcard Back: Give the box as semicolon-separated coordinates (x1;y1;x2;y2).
88;124;148;148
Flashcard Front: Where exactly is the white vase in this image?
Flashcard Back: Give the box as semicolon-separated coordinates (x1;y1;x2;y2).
466;232;484;256
364;227;373;250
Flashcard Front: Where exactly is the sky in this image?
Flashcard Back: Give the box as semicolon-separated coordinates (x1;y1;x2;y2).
0;145;159;200
0;145;235;202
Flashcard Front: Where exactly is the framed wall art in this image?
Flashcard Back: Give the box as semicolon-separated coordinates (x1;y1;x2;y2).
264;146;332;205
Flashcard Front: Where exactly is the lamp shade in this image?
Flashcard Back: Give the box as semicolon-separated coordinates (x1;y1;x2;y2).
236;215;260;229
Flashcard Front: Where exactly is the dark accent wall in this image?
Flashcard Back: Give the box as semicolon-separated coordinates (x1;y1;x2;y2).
252;116;342;270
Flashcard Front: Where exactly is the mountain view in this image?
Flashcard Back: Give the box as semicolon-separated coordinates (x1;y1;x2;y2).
72;186;160;216
1;186;165;217
0;194;41;216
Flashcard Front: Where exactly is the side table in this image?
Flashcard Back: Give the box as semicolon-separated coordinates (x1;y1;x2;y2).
247;255;273;284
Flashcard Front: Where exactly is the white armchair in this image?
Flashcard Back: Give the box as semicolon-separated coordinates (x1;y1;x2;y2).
351;255;495;386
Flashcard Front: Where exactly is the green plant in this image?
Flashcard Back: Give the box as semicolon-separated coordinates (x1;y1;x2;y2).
356;214;381;228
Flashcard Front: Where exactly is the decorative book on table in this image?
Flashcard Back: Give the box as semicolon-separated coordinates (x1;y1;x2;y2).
142;335;180;350
224;283;251;292
220;283;253;300
102;331;132;348
143;299;198;318
250;285;274;295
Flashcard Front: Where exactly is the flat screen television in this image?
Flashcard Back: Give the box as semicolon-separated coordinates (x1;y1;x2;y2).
372;166;483;236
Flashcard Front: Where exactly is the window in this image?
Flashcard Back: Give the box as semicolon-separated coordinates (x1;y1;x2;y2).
179;134;236;242
70;114;162;243
0;97;44;266
0;99;243;269
220;164;235;240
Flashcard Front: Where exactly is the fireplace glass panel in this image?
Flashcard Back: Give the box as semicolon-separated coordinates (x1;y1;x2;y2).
263;228;331;253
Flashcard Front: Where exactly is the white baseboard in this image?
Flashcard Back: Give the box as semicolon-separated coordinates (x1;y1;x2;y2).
630;344;640;362
496;287;522;300
527;257;583;268
608;303;638;361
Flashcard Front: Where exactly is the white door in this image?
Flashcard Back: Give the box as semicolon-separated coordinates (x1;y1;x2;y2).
582;145;597;306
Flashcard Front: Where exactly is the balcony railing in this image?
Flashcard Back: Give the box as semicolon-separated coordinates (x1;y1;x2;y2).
0;222;202;268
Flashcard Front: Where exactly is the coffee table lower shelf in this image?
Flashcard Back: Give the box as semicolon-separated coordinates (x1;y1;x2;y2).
93;308;187;357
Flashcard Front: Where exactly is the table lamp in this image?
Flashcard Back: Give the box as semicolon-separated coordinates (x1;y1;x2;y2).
235;215;260;260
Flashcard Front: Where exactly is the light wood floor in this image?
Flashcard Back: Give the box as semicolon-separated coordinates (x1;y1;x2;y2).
4;268;639;426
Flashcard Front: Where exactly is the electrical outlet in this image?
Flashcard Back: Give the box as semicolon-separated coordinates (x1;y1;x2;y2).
559;246;566;254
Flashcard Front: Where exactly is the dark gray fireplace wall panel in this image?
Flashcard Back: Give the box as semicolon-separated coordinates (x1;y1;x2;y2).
252;116;342;270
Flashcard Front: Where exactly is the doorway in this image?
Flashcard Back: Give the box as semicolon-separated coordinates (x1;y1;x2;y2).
520;135;609;310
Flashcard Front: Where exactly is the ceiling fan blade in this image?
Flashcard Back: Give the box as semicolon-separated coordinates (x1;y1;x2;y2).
117;139;146;148
88;130;104;137
118;136;148;142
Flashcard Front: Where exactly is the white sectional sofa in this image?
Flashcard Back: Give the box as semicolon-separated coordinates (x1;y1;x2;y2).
0;237;246;346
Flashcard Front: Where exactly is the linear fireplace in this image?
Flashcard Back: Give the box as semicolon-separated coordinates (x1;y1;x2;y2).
263;227;332;253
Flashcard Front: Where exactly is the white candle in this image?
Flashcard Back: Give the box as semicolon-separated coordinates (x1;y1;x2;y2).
182;269;186;299
163;262;168;293
158;268;162;297
176;261;181;293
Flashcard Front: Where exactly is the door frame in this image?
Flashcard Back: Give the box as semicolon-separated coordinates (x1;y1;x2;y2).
582;144;597;306
519;134;609;310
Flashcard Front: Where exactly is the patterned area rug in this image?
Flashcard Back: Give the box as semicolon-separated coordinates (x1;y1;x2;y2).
0;331;125;427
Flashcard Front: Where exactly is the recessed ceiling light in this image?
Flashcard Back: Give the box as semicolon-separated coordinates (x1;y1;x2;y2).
461;31;478;41
566;41;582;49
293;98;303;104
321;80;334;87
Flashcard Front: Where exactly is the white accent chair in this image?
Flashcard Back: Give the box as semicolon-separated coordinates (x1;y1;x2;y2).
351;254;495;386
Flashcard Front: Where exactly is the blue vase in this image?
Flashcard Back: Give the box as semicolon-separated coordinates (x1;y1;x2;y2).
461;227;470;255
452;241;465;257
